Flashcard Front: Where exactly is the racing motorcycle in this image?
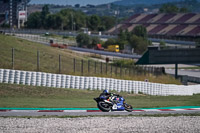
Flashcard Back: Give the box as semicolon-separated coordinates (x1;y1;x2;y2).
94;94;133;112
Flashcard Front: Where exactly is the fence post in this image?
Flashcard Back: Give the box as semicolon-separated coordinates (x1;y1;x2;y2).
120;64;122;77
37;50;40;71
106;63;108;75
59;54;61;74
175;64;178;79
132;66;135;76
88;60;90;73
73;58;76;73
12;48;14;69
81;59;84;76
111;64;112;77
95;61;97;74
115;66;117;76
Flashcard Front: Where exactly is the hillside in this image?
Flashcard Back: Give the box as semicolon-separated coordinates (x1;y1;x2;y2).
113;0;200;6
0;34;85;74
0;34;180;84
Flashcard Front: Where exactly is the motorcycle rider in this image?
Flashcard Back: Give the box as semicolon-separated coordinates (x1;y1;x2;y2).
99;89;119;103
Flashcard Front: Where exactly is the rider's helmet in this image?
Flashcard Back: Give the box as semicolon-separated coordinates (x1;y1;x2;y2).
103;89;109;94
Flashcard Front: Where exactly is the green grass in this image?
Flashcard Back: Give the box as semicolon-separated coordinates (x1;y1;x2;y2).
0;34;84;74
0;83;199;108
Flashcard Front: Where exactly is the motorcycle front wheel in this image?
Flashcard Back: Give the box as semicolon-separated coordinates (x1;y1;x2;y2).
97;101;111;112
124;104;133;112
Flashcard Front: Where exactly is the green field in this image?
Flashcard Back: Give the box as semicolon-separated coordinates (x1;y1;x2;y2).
0;83;199;108
0;34;181;84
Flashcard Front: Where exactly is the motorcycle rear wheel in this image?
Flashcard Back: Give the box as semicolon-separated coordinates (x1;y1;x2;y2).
97;101;111;112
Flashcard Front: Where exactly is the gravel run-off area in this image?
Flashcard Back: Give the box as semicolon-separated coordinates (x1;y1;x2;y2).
0;116;200;133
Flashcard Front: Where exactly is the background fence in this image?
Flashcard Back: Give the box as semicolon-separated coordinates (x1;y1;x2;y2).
0;69;200;96
0;47;165;78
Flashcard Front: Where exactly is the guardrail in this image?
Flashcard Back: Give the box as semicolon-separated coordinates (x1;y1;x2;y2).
180;75;200;85
0;69;199;96
68;46;142;59
0;28;196;45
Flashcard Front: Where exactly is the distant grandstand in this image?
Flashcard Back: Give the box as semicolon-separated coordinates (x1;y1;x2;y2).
0;0;30;27
108;13;200;39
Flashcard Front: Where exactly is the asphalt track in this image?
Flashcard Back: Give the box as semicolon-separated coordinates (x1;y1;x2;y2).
1;110;200;117
1;107;200;116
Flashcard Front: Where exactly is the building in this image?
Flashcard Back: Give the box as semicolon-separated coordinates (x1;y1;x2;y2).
108;13;200;40
0;0;30;28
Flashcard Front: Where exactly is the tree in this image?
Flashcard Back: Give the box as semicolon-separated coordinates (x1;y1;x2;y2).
100;16;116;31
59;9;74;30
75;4;80;8
159;4;179;13
26;6;115;31
26;12;41;28
76;33;91;47
40;5;50;28
160;40;166;47
118;29;128;41
91;36;101;48
88;15;101;31
129;35;150;54
117;30;130;50
73;11;87;31
179;7;189;13
104;38;117;48
132;25;147;38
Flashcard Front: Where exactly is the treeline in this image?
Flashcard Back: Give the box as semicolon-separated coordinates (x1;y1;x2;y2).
76;25;151;54
159;0;200;13
26;5;116;31
106;25;152;54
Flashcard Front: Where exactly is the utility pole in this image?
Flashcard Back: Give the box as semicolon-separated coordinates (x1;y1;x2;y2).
71;13;73;31
114;9;119;33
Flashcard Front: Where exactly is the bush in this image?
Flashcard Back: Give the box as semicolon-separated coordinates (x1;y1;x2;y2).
76;33;91;47
103;38;117;48
112;59;135;67
129;35;151;54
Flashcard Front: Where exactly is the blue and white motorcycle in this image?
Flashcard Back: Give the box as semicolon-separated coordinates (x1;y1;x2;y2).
94;94;133;112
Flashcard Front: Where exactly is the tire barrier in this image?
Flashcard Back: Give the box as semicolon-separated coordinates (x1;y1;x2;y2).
65;75;71;89
61;75;66;88
3;69;9;83
31;72;36;86
14;70;20;84
36;72;42;86
46;73;51;87
41;73;47;87
20;71;26;85
56;75;61;88
51;74;56;88
25;72;32;85
9;70;15;84
0;68;199;96
0;69;3;83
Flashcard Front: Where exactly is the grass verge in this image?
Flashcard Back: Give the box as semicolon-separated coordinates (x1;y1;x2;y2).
0;83;199;108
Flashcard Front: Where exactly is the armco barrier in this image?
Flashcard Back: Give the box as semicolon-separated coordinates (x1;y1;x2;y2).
0;69;199;96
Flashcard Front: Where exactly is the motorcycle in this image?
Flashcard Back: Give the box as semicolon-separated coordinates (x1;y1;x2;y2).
94;94;133;112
